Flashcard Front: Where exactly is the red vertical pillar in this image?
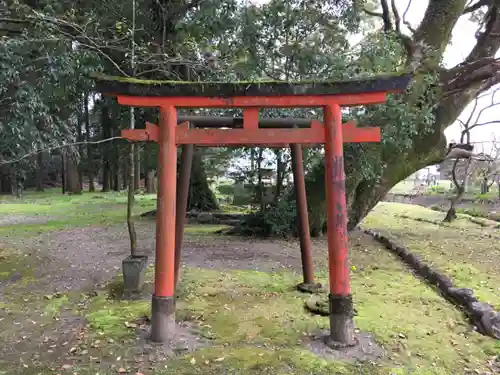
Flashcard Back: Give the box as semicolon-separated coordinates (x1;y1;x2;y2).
323;102;356;347
150;105;177;342
290;143;321;293
174;143;194;289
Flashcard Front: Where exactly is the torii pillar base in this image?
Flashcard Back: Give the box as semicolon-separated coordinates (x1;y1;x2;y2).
325;294;356;348
150;295;176;342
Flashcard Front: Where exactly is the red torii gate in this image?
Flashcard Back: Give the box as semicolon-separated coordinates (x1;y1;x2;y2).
95;74;410;347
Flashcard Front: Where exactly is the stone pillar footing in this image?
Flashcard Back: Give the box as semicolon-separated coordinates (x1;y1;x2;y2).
150;295;175;343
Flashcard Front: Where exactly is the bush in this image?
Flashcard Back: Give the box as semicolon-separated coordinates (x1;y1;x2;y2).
258;199;297;237
456;207;488;218
428;185;446;194
474;192;495;201
233;193;253;206
217;184;235;196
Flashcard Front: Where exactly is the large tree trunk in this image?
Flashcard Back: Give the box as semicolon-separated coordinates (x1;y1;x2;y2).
84;93;95;192
188;148;219;211
257;148;265;211
61;152;66;194
111;121;120;192
146;170;156;194
274;149;285;204
122;157;128;190
10;169;22;198
35;150;44;192
77;105;84;189
134;149;141;191
64;149;82;195
0;167;10;194
112;160;120;191
101;101;112;192
480;178;489;194
305;2;500;231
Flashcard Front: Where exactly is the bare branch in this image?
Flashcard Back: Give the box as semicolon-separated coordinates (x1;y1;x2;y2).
363;8;384;18
402;0;414;32
391;0;401;33
380;0;393;32
468;119;500;130
464;3;500;63
463;0;491;14
27;11;131;77
451;158;461;187
443;57;500;97
363;0;393;32
0;137;123;166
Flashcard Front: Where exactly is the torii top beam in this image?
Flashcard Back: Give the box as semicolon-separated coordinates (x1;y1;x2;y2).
93;73;411;147
94;73;411;108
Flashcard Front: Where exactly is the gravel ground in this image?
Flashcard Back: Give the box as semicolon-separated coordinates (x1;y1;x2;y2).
0;214;52;226
2;218;312;294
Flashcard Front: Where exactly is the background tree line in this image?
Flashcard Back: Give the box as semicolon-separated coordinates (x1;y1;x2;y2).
1;0;500;234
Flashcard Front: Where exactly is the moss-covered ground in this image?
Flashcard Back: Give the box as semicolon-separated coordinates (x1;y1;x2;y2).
0;192;498;374
364;202;500;310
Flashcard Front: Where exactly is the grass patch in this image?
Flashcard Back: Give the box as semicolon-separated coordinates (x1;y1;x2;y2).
81;237;497;374
0;190;157;237
1;191;498;374
0;247;38;283
363;202;500;310
86;293;150;337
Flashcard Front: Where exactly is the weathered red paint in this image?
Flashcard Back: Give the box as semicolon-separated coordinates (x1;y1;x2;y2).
122;121;159;142
122;120;380;146
290;143;314;284
243;107;259;130
154;106;178;298
174;143;194;289
116;92;388;108
323;103;350;296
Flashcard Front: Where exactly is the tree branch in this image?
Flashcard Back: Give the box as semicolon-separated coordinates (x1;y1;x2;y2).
391;0;401;33
464;3;500;62
402;0;415;33
443;57;500;97
363;0;393;32
463;0;492;14
380;0;393;32
363;8;384;18
0;137;123;166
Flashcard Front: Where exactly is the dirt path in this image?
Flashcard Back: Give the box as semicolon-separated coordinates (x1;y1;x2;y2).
0;216;322;374
1;218;316;295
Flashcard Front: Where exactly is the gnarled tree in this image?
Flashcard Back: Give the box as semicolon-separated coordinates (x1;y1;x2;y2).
309;0;500;232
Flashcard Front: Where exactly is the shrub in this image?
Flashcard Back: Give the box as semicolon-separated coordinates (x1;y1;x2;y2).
258;199;297;237
217;184;235;196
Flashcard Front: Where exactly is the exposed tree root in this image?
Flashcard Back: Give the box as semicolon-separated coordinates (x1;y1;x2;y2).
397;214;500;230
364;229;500;340
396;214;448;226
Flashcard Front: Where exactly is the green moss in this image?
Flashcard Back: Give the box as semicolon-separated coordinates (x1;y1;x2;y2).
0;248;38;284
80;255;497;374
93;72;411;97
1;192;498;374
86;293;149;337
363;202;500;309
0;190;157;238
92;71;408;86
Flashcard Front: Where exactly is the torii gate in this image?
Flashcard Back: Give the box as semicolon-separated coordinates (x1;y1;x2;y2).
95;74;411;347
